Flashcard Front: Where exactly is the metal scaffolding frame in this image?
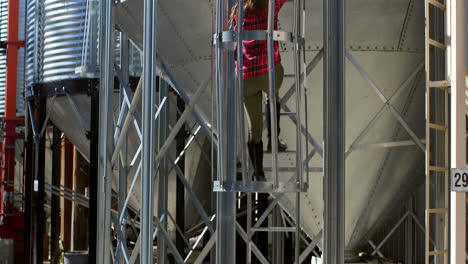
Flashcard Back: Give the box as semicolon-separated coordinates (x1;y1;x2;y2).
17;0;438;262
88;0;434;263
95;1;218;262
92;0;323;262
94;0;432;261
11;0;451;263
12;0;468;262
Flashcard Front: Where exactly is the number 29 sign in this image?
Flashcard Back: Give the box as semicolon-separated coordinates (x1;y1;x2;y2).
451;168;468;192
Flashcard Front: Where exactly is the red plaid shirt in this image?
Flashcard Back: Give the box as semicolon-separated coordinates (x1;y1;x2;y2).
234;0;287;79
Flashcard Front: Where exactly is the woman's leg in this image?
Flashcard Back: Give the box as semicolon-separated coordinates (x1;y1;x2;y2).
244;74;267;143
244;74;267;180
261;63;284;98
244;90;264;143
264;63;287;151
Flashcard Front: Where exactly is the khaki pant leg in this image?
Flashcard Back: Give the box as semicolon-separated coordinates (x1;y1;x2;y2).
261;63;285;99
243;74;268;142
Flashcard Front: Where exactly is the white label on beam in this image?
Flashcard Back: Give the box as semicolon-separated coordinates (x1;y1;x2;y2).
451;168;468;192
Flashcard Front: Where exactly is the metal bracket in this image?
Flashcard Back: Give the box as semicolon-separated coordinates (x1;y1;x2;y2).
213;180;308;193
63;87;90;137
220;30;295;43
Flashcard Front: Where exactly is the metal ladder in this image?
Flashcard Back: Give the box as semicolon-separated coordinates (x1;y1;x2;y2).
213;0;309;262
425;0;450;263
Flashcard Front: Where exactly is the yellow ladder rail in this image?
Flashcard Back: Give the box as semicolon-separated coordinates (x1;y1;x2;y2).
428;0;447;10
425;1;449;264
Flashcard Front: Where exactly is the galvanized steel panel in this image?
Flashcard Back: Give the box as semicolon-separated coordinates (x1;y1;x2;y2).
0;0;26;117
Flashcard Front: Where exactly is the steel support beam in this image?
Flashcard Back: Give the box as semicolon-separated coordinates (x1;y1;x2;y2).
215;69;237;263
32;98;46;264
88;82;99;264
323;0;345;263
175;95;186;255
96;0;114;262
50;126;61;260
141;0;158;261
448;0;466;262
24;103;34;264
157;78;169;264
118;31;129;264
272;206;284;264
214;0;236;262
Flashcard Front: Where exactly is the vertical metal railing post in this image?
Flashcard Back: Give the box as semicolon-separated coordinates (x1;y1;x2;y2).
215;0;237;262
293;0;303;189
266;0;279;188
292;0;303;261
215;0;226;188
157;77;169;264
323;0;345;263
233;2;255;261
236;0;249;188
118;30;129;264
301;0;310;186
141;0;158;261
96;0;114;262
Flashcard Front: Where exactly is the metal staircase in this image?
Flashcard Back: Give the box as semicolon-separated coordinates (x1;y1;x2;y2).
213;0;310;263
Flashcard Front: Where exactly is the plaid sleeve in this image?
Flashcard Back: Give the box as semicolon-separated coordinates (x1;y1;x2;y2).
277;0;287;10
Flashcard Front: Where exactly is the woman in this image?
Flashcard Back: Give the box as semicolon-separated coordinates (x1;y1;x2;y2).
230;0;288;180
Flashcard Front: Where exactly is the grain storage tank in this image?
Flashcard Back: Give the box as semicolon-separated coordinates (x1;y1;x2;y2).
25;0;141;88
0;0;25;117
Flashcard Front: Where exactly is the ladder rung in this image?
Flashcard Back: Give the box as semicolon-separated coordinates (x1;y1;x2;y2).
429;166;449;172
429;38;447;50
428;123;448;131
428;250;448;256
428;0;446;11
284;73;296;78
251;227;296;232
429;80;450;89
427;208;448;214
280;112;296;116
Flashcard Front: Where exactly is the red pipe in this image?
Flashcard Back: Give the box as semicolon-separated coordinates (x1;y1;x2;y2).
1;0;23;218
0;2;26;263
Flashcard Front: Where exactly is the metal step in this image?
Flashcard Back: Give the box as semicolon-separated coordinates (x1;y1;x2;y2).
251;227;296;232
428;0;446;10
429;38;446;50
428;80;450;89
